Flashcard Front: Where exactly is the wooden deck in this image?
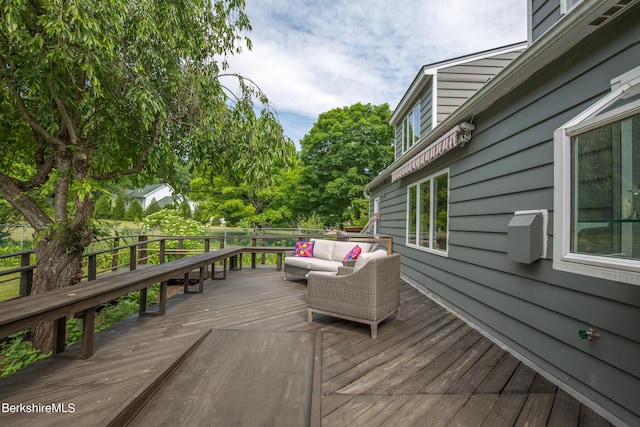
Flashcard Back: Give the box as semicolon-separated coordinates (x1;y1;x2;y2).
0;266;613;426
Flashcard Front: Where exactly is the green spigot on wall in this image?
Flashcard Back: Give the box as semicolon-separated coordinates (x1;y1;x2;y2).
578;328;600;341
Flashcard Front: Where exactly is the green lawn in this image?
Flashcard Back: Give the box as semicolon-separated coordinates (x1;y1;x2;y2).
0;268;20;302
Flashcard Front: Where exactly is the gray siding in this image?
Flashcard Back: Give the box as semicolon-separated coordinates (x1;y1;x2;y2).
436;52;523;125
530;0;561;41
420;82;433;136
372;7;640;425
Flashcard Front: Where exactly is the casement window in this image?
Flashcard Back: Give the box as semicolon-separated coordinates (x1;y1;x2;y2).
407;170;449;254
402;104;420;153
554;66;640;285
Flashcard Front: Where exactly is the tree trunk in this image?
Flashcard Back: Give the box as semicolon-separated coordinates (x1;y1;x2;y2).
30;229;86;353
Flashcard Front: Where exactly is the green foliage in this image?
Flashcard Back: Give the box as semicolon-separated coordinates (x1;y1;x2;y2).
144;199;162;217
125;199;144;222
178;199;192;219
216;199;256;226
0;0;293;303
142;210;203;236
299;103;394;226
0;332;49;378
94;195;113;219
0;245;23;266
112;195;126;220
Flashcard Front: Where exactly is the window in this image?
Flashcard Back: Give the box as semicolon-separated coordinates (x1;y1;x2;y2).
402;104;420;153
554;66;640;285
561;0;582;14
407;170;449;254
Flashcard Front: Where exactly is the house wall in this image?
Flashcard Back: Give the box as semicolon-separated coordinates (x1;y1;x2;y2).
145;185;173;209
435;51;523;125
371;7;640;425
530;0;561;42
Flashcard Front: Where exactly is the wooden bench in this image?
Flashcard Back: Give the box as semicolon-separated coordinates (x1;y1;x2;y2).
0;247;243;360
231;246;294;271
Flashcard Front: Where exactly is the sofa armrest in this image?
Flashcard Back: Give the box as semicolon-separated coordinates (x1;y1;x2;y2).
337;266;354;276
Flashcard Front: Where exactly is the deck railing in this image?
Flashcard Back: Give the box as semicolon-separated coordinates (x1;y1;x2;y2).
0;233;392;301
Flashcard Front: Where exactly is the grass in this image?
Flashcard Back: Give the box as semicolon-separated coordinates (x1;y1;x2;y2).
0;275;19;301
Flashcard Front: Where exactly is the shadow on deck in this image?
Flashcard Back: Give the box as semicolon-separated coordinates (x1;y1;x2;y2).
0;266;613;426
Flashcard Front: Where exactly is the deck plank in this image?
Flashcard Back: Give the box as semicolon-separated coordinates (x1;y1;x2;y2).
0;266;616;426
128;330;314;426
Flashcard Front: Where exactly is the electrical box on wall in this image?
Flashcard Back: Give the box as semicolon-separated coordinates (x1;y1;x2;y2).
507;210;548;264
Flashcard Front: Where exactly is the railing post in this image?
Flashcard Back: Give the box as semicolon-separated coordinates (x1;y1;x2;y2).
111;237;119;272
251;237;257;268
159;239;166;264
138;235;148;266
129;245;137;271
19;252;33;297
88;254;97;281
177;238;184;259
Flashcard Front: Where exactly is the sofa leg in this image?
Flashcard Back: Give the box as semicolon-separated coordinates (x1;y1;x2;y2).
308;309;313;323
370;323;378;339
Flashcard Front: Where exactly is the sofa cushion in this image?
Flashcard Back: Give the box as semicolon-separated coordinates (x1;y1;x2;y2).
285;256;342;272
294;241;315;257
332;241;360;261
354;249;389;271
310;238;334;260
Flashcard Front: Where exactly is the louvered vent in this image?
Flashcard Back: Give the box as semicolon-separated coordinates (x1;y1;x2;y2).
590;0;633;26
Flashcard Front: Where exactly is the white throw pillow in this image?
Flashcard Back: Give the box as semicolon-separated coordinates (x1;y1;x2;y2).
354;249;388;271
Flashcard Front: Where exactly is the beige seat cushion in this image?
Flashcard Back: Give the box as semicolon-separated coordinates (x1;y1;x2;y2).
285;256;342;272
310;238;334;260
354;249;388;271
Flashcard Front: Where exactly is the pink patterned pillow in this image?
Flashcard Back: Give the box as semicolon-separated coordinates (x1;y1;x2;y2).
343;245;362;261
294;241;315;257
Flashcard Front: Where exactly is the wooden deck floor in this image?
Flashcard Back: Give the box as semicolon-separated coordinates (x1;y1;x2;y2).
0;266;613;426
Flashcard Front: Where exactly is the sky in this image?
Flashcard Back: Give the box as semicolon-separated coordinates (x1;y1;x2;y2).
225;0;528;146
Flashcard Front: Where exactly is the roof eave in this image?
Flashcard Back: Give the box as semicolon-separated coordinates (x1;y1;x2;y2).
367;0;639;194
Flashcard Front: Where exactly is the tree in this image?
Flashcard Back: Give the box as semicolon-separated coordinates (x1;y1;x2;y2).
144;199;162;217
125;199;144;222
299;103;394;226
93;195;113;219
178;199;192;220
0;0;293;352
112;195;126;220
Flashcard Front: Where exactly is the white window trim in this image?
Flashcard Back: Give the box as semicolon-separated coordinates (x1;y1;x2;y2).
373;197;381;236
406;168;449;257
560;0;582;15
553;66;640;285
402;103;420;155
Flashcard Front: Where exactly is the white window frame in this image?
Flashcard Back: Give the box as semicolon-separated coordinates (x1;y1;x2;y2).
402;103;420;154
406;169;449;256
560;0;582;15
553;65;640;285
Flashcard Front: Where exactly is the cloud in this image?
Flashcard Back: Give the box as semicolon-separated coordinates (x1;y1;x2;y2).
225;0;527;144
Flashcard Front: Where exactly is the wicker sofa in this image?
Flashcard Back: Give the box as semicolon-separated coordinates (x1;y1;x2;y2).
283;238;377;280
307;251;401;338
